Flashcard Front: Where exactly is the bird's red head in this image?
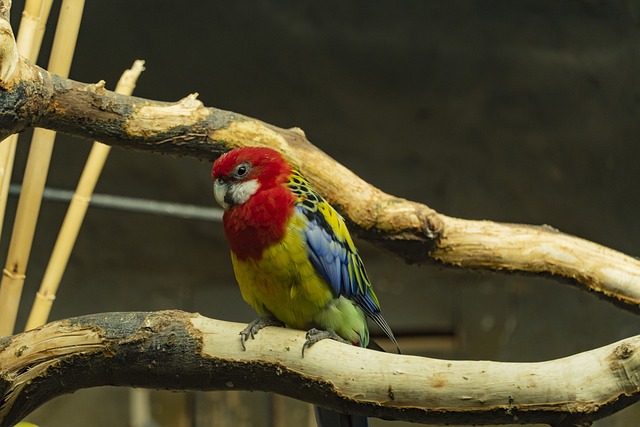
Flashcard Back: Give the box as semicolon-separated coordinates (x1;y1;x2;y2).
212;147;296;259
212;147;292;208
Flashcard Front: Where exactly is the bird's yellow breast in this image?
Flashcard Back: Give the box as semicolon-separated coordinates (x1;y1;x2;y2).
230;212;334;330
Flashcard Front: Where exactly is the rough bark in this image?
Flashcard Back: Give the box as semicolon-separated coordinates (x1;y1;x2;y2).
0;4;639;426
1;311;639;427
0;13;638;314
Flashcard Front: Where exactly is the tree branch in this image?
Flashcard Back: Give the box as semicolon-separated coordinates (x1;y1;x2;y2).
0;310;638;427
0;14;638;315
0;7;637;425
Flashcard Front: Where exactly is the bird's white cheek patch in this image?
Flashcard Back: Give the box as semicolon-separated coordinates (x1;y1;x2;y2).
230;179;260;205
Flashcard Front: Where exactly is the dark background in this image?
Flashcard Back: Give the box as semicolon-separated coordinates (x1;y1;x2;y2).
4;1;640;426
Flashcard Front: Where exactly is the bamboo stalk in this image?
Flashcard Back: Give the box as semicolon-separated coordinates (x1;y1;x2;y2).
25;60;145;330
129;389;154;427
0;0;54;241
0;142;17;235
21;0;53;64
0;0;85;337
16;0;54;62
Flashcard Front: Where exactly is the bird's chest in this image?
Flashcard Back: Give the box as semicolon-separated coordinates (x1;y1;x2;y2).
230;215;333;329
223;188;295;259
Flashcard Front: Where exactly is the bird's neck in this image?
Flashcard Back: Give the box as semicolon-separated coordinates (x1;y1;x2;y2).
223;185;296;260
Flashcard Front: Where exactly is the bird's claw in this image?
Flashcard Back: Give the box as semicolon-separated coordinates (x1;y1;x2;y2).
301;328;351;357
240;316;284;350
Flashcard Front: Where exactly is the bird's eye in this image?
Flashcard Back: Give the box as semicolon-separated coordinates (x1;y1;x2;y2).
233;162;251;179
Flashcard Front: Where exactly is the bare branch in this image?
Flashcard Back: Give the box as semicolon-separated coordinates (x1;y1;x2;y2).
0;7;637;425
434;219;640;310
1;311;638;426
0;1;9;28
0;14;638;315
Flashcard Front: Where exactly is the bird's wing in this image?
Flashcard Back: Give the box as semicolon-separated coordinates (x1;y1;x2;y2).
286;171;398;346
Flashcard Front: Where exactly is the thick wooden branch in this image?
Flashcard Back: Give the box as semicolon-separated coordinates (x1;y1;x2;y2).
0;18;638;314
434;219;640;310
0;310;639;427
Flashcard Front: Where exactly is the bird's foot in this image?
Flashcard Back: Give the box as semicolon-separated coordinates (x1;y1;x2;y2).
240;316;284;350
302;328;351;357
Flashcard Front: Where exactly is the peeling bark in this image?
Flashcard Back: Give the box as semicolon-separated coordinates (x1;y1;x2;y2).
1;311;639;427
0;4;639;426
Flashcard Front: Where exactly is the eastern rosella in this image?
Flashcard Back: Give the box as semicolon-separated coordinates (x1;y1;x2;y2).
212;146;399;427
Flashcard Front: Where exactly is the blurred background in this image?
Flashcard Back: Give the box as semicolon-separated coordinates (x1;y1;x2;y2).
4;1;640;426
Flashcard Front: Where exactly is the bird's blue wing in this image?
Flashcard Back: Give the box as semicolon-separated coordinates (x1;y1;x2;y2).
299;203;398;346
300;203;364;301
285;170;398;348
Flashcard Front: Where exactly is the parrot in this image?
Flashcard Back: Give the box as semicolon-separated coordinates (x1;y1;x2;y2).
211;146;399;427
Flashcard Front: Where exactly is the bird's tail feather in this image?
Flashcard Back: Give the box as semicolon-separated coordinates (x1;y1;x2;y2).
315;406;368;427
